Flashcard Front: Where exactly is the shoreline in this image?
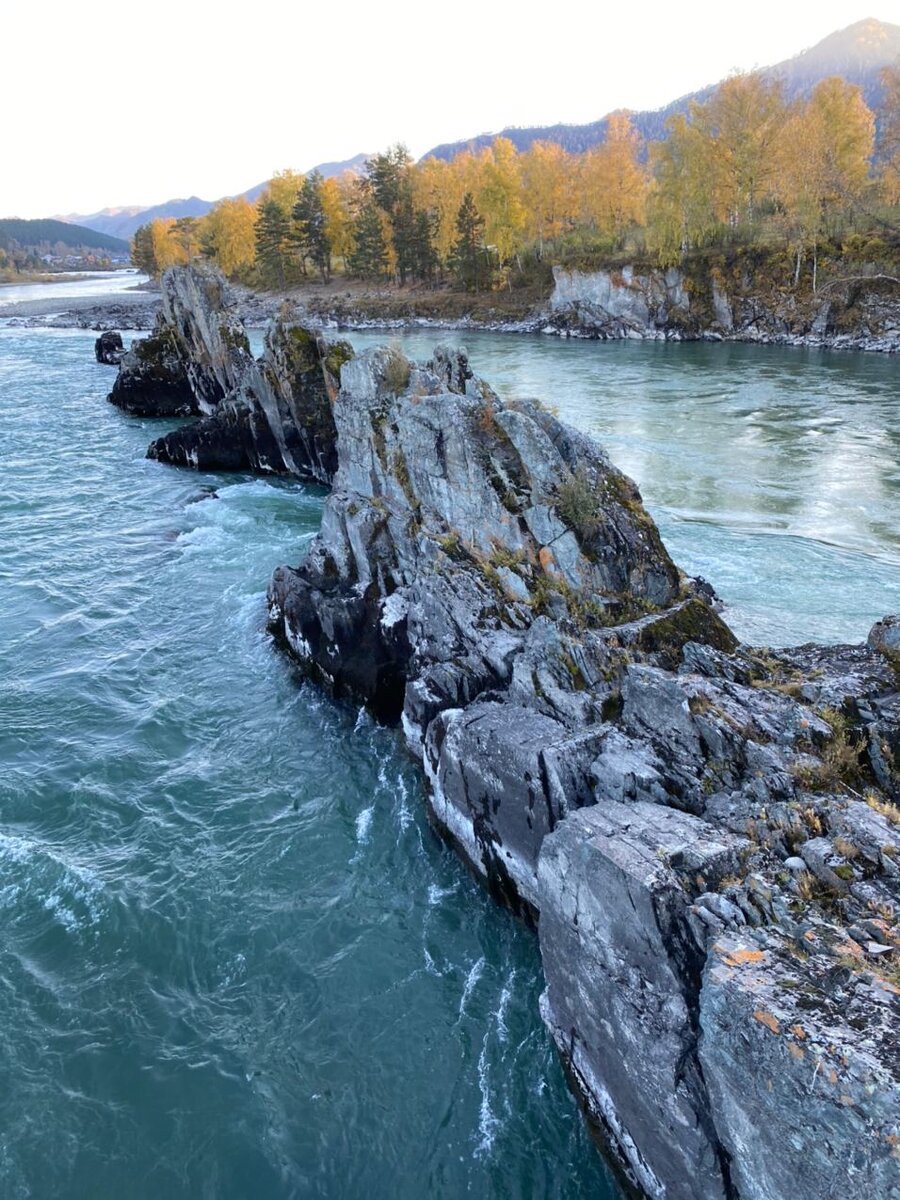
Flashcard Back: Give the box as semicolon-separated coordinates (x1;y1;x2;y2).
3;278;898;354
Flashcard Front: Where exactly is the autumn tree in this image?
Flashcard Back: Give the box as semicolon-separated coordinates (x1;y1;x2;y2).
522;141;576;256
199;198;257;278
321;174;357;268
778;78;876;287
131;218;186;277
169;217;201;261
647;114;720;261
578;113;649;241
878;66;900;206
476;137;527;277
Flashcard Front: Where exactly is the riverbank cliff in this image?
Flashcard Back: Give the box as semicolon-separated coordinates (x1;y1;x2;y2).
105;265;900;1200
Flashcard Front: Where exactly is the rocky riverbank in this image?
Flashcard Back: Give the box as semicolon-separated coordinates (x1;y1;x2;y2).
105;265;900;1200
12;259;899;353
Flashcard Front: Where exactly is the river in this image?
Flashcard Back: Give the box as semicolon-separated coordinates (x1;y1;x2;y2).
1;287;898;1198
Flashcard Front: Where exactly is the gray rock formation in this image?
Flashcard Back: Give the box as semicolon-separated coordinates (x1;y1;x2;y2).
148;322;351;482
267;340;900;1200
117;273;897;1199
548;265;900;351
107;265;352;483
109;263;251;417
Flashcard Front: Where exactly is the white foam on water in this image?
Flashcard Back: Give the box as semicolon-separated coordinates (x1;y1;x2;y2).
0;829;105;929
458;955;485;1020
354;805;374;844
475;1030;501;1159
395;772;411;831
496;974;514;1044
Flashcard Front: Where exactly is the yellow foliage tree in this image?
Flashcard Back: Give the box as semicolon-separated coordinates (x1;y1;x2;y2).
322;174;358;267
521;141;576;256
476;137;527;270
147;218;186;273
577;112;649;240
878;66;900;206
199;198;258;278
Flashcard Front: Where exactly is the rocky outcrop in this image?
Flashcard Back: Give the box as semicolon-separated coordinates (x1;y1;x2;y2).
148;322;351;481
119;273;897;1198
94;331;125;365
106;266;243;418
267;340;900;1200
107;265;352;484
109;262;252;419
548;265;900;351
107;322;196;416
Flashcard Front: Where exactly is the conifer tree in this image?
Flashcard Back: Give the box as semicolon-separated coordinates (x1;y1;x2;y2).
255;199;292;288
348;194;388;279
451;193;488;291
292;171;331;283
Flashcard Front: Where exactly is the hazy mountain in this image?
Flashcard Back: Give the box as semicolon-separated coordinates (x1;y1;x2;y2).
60;154;370;241
420;18;900;162
0;218;129;254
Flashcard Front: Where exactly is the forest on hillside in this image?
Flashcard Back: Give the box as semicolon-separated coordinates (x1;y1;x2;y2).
0;218;130;277
131;70;900;295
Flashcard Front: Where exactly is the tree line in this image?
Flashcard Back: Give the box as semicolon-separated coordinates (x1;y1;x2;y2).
132;68;900;293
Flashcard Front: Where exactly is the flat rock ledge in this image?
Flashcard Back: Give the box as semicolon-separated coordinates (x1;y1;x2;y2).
116;266;899;1200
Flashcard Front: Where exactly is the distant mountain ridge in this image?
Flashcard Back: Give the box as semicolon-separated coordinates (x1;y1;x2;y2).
59;154;370;242
0;218;129;254
420;17;900;162
55;19;900;241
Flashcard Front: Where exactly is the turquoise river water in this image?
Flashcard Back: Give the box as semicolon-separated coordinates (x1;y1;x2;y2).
0;301;898;1198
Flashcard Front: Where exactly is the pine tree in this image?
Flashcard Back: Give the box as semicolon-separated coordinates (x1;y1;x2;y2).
131;223;156;276
348;195;388;279
255;199;292;288
451;193;488;292
292;171;332;283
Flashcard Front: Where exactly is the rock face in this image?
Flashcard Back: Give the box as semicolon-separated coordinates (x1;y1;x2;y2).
107;265;352;484
94;331;125;365
548;265;900;351
108;263;251;419
267;340;900;1200
148;322;351;481
107;321;196;416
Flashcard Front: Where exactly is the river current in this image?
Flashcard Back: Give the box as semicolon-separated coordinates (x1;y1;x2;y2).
1;291;898;1198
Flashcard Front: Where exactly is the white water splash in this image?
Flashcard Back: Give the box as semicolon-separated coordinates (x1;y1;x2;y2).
475;1030;501;1158
458;955;485;1020
355;805;374;844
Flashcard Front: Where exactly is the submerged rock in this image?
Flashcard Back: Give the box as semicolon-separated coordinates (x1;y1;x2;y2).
266;339;900;1200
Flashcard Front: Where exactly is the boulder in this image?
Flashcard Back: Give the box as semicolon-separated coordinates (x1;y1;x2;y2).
94;330;125;365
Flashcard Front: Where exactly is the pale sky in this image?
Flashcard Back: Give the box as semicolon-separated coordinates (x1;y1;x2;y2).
3;1;898;218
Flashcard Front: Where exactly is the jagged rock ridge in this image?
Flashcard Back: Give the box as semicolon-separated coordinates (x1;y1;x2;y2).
267;342;900;1200
106;264;352;483
113;267;899;1200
